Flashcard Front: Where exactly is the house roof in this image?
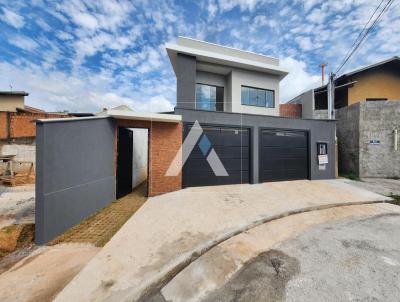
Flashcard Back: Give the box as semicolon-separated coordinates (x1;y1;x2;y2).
0;91;29;96
166;37;288;79
339;56;399;78
105;109;181;123
97;105;182;123
287;56;400;104
302;56;400;94
16;105;46;113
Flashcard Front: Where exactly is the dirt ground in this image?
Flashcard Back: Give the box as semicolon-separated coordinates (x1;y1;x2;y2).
50;182;148;247
0;184;35;229
346;178;400;197
0;184;148;302
0;244;99;302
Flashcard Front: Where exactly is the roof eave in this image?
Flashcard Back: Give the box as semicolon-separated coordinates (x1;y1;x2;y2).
107;109;182;123
166;43;289;80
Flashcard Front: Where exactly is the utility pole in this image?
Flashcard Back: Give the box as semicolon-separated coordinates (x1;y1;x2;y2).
319;63;328;86
327;72;335;119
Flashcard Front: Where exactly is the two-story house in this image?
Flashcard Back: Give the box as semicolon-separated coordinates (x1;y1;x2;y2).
166;37;336;187
34;38;337;243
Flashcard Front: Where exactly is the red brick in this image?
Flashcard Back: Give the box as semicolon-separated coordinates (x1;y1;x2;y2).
279;104;302;118
115;119;182;197
0;112;7;139
0;111;68;139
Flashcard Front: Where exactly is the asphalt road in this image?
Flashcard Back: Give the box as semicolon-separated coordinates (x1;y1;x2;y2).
201;211;400;302
148;206;400;302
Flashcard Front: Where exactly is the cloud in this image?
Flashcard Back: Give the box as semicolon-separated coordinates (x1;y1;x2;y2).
217;0;263;12
72;12;99;31
36;18;51;31
2;7;25;29
8;35;39;51
207;0;218;18
279;57;321;103
0;0;399;113
134;95;174;112
0;59;175;113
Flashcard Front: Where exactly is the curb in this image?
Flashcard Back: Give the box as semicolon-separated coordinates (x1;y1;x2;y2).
132;199;389;301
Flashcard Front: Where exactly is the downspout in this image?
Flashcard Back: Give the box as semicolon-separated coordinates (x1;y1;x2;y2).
394;128;398;151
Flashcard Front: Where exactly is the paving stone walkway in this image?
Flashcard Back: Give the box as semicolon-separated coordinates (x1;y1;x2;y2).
50;183;147;247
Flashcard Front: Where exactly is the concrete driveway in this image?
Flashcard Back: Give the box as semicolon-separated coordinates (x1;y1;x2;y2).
54;179;390;302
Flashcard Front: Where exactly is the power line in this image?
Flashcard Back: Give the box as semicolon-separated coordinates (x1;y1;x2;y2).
336;0;395;74
340;0;384;63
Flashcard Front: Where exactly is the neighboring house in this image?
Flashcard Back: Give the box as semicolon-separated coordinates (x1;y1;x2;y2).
288;57;400;178
288;56;400;119
35;37;337;243
0;91;68;179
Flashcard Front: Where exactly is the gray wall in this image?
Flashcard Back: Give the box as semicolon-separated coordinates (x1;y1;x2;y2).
336;101;400;178
359;101;400;177
175;108;336;183
336;104;360;176
35;117;116;244
288;89;314;119
176;53;196;110
175;53;282;116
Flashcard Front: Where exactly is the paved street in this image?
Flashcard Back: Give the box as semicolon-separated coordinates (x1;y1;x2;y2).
159;203;400;302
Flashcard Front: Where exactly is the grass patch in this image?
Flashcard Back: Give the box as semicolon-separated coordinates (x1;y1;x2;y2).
340;173;361;181
388;195;400;206
49;182;148;247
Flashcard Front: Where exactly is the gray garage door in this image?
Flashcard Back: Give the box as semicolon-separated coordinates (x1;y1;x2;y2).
183;124;250;187
260;129;309;182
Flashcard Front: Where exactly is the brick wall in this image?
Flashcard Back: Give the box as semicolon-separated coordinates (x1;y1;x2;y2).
279;104;302;118
0;112;67;139
115;119;182;196
0;112;7;139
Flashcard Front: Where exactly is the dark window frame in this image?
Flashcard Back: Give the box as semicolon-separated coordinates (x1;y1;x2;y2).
196;83;224;112
241;85;275;108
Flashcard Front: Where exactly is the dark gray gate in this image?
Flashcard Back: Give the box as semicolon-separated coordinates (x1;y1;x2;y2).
35;117;116;244
260;129;309;182
183;124;250;187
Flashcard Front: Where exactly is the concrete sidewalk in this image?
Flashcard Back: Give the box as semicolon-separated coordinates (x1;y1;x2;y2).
54;179;390;302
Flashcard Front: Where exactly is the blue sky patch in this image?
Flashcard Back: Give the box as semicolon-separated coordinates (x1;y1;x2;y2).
0;0;399;113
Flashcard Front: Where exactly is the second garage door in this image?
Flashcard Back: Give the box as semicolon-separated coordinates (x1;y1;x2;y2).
260;129;309;182
183;125;250;187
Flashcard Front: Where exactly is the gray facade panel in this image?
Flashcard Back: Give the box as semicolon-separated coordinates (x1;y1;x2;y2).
35;117;116;244
176;53;196;110
175;109;336;183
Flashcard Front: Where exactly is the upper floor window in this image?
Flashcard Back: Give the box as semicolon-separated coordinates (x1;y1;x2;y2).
241;86;274;108
196;84;224;111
